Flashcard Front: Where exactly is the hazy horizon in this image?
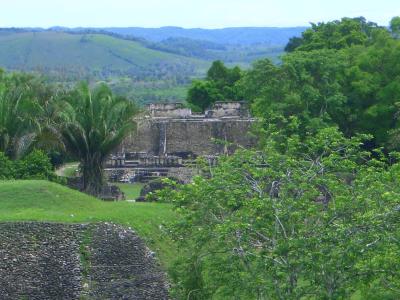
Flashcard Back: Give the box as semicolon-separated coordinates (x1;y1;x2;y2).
1;0;398;29
1;25;310;30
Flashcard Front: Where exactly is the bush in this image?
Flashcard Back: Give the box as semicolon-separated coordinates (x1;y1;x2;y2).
0;152;15;179
0;150;59;182
15;150;54;180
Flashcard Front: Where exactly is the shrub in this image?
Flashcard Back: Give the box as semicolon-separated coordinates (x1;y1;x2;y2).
15;150;54;180
0;152;14;179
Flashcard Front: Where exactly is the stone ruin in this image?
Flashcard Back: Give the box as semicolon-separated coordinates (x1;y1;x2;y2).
0;222;169;299
105;101;256;185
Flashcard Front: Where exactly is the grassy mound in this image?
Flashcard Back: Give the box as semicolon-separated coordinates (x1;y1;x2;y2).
0;180;176;267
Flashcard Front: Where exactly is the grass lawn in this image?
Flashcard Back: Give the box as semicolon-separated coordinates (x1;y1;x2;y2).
0;180;177;269
116;183;144;200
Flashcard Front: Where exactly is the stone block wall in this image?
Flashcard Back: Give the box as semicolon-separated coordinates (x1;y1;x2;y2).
148;103;192;118
120;118;256;156
205;101;250;118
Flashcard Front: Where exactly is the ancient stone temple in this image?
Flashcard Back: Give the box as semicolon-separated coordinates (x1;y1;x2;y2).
105;102;256;183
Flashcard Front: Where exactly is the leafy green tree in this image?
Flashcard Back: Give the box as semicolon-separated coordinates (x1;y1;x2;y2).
286;17;381;52
207;61;242;100
240;25;400;148
159;128;400;299
236;59;280;102
390;16;400;38
339;30;400;145
206;60;229;82
284;37;303;52
174;16;400;299
187;61;242;112
186;80;221;112
244;49;348;139
60;83;138;195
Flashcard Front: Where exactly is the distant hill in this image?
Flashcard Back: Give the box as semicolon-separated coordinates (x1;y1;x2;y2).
146;37;284;63
0;31;210;103
47;26;306;62
98;26;307;45
0;31;207;81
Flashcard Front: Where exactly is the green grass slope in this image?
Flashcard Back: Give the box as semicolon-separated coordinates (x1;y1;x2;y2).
0;180;176;267
0;31;208;80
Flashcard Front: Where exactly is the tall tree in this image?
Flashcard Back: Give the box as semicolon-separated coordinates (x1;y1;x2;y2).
241;21;400;148
285;17;381;52
186;80;221;112
390;16;400;38
158;127;400;299
187;61;242;112
60;83;138;195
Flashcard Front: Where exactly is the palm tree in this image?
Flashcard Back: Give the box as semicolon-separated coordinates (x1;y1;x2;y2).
0;71;67;159
0;72;43;159
61;83;138;196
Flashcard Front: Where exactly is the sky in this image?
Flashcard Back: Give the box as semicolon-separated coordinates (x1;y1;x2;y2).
0;0;399;28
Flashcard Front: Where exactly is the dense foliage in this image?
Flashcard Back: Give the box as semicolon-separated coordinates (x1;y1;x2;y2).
0;71;59;159
187;61;242;111
0;149;55;180
285;17;381;52
235;17;400;149
190;17;400;148
159;127;400;299
159;16;400;299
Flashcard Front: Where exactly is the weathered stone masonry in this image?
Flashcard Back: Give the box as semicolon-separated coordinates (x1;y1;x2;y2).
120;102;256;156
121;117;255;156
106;102;257;184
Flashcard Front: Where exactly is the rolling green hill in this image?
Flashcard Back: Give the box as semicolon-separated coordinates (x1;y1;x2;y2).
0;180;177;267
0;29;288;103
0;31;209;103
0;31;208;79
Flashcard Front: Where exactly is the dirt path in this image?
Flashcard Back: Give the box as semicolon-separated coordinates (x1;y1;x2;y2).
55;162;79;177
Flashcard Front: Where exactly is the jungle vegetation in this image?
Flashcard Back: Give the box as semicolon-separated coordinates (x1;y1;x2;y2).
0;72;138;195
161;16;400;299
